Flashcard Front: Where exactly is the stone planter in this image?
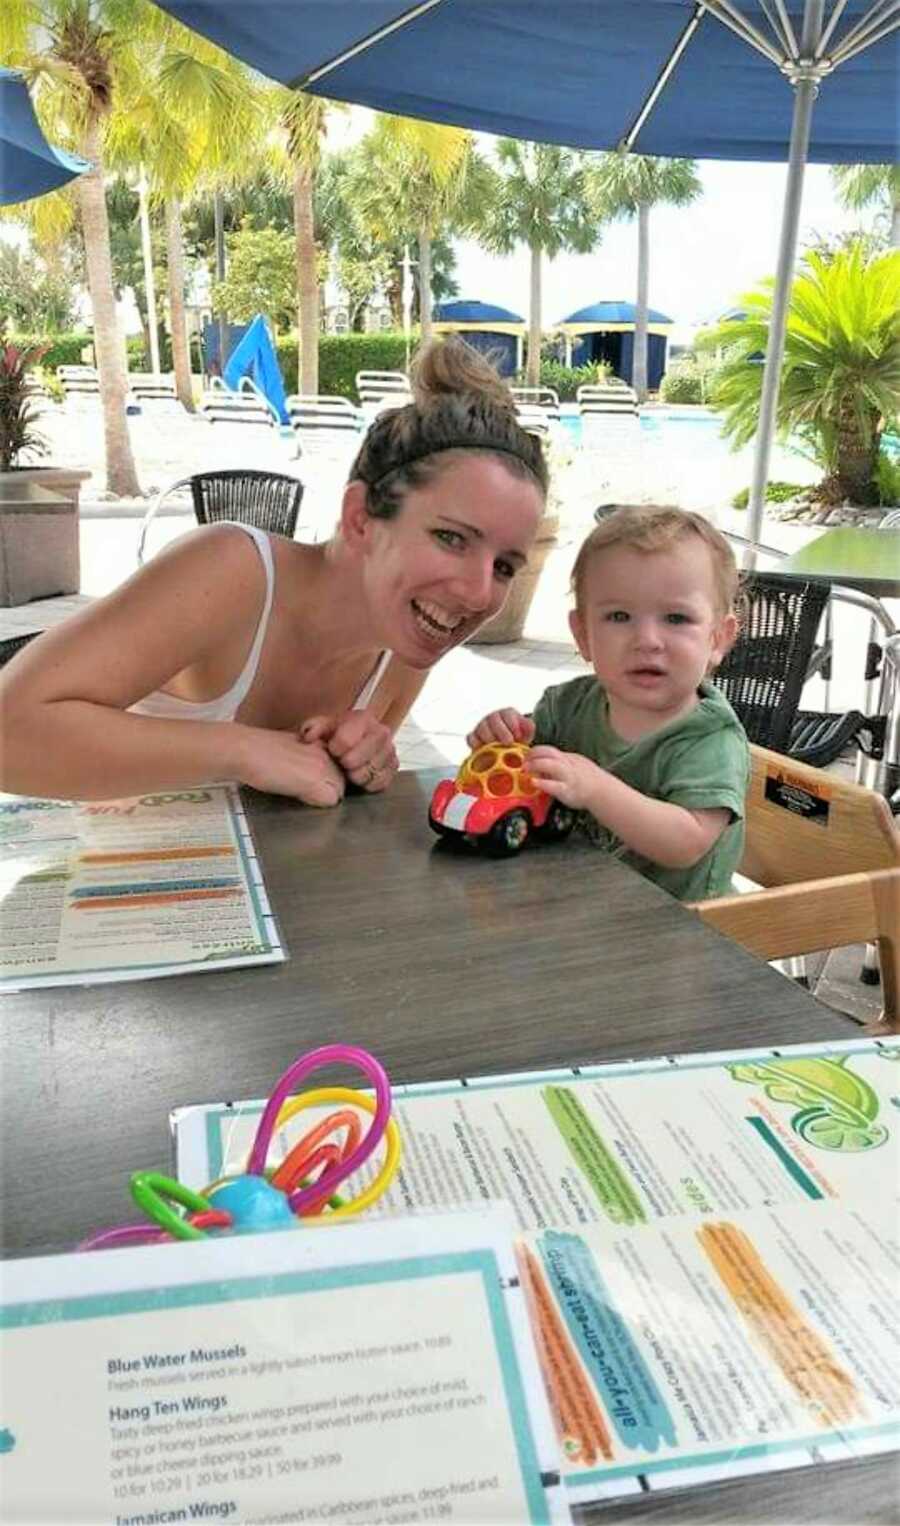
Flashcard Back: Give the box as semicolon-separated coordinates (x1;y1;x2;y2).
0;477;81;606
2;465;92;507
470;512;559;645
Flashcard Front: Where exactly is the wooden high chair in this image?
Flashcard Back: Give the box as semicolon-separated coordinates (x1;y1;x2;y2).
690;745;900;1029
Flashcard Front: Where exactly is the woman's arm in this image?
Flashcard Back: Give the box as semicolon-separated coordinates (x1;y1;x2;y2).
0;526;342;804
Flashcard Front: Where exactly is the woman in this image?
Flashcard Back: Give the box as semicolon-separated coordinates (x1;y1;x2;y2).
0;340;547;805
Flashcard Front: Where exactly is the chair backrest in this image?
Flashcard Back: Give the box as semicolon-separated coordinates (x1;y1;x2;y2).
57;365;99;395
199;377;277;427
0;631;39;669
741;744;900;887
576;383;638;416
712;572;831;753
286;394;362;434
190;470;304;539
128;373;177;400
695;866;899;1027
510;386;560;419
513;404;552;437
355;370;411;407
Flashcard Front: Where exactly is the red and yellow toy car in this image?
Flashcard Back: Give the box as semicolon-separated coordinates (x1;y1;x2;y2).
428;742;575;856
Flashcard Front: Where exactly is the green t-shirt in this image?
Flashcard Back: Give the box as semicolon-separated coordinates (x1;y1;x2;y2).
532;676;750;901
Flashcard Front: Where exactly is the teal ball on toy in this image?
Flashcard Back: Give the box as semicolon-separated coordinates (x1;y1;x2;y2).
208;1175;295;1231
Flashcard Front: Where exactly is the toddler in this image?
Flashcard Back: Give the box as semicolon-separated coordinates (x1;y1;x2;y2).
468;505;750;899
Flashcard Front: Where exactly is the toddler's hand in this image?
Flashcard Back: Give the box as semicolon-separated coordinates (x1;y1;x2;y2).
527;746;604;812
466;708;535;749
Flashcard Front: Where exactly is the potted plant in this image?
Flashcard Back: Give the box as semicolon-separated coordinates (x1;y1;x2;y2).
0;340;83;605
0;335;91;505
0;340;50;470
471;434;570;644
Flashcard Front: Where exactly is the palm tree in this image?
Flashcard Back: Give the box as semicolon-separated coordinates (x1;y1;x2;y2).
352;117;481;345
832;164;900;249
108;38;264;410
588;154;702;401
277;91;330;396
476;140;597;386
704;243;900;506
2;0;145;497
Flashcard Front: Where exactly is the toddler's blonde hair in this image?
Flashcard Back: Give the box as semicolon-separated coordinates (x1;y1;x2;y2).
571;505;741;619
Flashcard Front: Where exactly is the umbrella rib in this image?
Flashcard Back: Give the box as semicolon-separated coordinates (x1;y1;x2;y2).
704;0;788;62
816;0;852;56
829;0;900;63
619;3;709;151
760;0;800;57
829;0;896;52
289;0;445;90
832;8;900;64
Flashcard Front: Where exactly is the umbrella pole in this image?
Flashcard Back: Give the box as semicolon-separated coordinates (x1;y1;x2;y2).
745;1;826;568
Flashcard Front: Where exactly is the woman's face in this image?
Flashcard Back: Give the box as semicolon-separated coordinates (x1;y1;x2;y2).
354;454;545;669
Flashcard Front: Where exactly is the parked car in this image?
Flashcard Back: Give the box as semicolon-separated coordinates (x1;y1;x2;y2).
428;742;575;856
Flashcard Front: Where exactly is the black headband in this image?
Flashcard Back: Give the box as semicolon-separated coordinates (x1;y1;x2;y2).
361;438;540;489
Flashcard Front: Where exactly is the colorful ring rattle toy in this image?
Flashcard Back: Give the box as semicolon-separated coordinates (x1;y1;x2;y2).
79;1045;400;1251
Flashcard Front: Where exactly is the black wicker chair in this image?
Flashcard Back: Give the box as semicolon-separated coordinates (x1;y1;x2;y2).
138;469;305;564
713;571;885;767
0;632;40;669
190;469;304;537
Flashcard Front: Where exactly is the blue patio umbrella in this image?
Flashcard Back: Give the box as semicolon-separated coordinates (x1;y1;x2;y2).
150;1;900;549
0;68;90;207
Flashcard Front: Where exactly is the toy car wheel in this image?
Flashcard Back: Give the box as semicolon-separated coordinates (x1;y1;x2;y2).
485;808;531;856
428;813;451;838
535;801;576;842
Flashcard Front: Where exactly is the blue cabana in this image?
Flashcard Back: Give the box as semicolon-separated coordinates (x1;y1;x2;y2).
432;300;526;377
223;314;289;425
557;301;674;391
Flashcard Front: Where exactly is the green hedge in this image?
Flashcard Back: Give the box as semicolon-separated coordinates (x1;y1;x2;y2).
275;332;412;400
660;365;704;404
126;332;173;372
536;360;601;401
12;332;94;369
12;331;175;373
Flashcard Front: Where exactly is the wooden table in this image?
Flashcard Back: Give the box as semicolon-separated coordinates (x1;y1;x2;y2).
780;525;900;601
0;772;892;1523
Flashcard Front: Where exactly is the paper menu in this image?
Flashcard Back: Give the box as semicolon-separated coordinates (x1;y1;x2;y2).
0;1208;569;1525
172;1038;900;1505
0;785;283;990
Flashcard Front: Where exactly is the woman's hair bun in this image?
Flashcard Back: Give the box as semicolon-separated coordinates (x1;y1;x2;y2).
411;335;515;412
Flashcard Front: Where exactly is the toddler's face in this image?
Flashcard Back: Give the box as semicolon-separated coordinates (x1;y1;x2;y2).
569;538;736;734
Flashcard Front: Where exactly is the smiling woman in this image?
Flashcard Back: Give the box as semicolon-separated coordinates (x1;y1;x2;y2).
0;339;547;805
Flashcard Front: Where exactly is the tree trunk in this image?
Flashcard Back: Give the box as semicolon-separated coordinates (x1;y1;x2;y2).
165;196;194;412
526;242;542;387
213;191;228;373
76;116;141;499
418;227;433;345
294;164;318;395
138;170;160;375
633;200;650;402
835;404;880;505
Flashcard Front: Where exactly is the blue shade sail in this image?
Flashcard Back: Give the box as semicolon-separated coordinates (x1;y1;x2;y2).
149;2;898;163
0;68;90;206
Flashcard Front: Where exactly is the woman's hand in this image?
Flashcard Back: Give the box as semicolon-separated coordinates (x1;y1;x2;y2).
238;728;346;806
466;708;535;749
301;711;399;794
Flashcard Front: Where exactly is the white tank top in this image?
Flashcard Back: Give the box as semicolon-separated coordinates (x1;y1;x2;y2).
130;522;392;722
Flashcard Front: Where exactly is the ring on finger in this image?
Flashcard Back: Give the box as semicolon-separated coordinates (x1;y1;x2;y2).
363;763;379;786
